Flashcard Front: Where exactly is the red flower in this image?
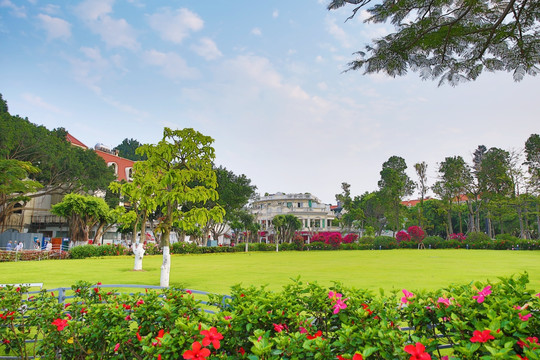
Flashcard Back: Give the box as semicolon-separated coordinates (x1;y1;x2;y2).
353;355;363;360
273;323;286;333
136;332;142;342
51;318;68;331
114;343;120;352
200;327;223;349
152;329;166;346
470;329;494;343
518;337;539;349
404;342;431;360
238;347;245;355
307;330;324;340
183;341;210;360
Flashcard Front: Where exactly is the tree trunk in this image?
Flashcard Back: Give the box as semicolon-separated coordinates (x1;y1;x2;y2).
132;242;145;271
536;203;540;240
447;201;454;235
160;227;171;287
517;205;525;239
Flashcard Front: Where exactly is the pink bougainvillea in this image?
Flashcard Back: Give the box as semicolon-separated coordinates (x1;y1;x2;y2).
396;230;411;243
407;226;426;243
342;233;359;244
325;233;342;248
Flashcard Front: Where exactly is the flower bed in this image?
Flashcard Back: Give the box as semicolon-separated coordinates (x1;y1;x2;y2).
0;274;538;359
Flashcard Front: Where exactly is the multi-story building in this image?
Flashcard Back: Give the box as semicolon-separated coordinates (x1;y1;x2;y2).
249;192;338;240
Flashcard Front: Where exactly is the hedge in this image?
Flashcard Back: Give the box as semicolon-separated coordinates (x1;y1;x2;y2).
0;274;538;359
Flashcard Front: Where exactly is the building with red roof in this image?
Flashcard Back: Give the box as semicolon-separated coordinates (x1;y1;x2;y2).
66;133;134;182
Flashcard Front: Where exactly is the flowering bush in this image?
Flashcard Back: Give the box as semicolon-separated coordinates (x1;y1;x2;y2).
342;233;359;244
325;232;342;248
449;233;467;241
310;233;328;243
396;230;411;243
0;275;539;359
407;226;426;243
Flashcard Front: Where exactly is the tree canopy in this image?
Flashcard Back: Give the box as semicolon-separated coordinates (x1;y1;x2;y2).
113;138;147;161
328;0;540;85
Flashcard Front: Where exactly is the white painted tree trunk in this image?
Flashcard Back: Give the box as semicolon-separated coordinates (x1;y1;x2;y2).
160;246;170;287
132;242;145;271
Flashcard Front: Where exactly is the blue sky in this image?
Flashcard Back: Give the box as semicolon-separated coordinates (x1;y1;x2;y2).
1;0;538;204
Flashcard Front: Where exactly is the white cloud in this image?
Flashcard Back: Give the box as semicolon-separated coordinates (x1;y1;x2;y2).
315;55;324;63
21;93;67;114
75;0;139;50
325;16;351;48
251;27;262;36
191;38;222;60
1;0;26;18
69;46;109;94
41;4;60;15
272;10;279;18
148;8;203;44
37;14;71;41
143;49;199;79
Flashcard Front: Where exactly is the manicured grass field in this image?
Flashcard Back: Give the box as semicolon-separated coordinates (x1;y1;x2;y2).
3;249;540;294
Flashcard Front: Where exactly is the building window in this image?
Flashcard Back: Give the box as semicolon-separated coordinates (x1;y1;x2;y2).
328;219;332;227
108;162;118;175
125;167;133;181
297;202;302;208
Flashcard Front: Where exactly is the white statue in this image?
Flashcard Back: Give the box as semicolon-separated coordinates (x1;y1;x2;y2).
132;242;145;271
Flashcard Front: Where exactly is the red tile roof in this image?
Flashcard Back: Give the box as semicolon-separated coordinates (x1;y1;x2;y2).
66;133;88;149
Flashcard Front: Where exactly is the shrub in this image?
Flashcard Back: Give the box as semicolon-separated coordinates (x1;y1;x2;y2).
306;242;333;251
358;236;374;245
342;233;359;244
292;234;305;251
423;236;444;249
144;242;161;255
373;236;397;249
495;233;520;242
325;232;342;248
310;233;327;243
69;245;99;259
466;232;491;243
396;230;411;243
449;233;467;241
407;226;426;243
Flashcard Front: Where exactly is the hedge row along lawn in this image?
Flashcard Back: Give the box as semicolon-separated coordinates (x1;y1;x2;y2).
0;274;538;359
2;250;540;294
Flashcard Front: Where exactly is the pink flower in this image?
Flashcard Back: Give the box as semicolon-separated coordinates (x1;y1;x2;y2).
401;289;414;304
519;313;532;321
333;299;348;314
328;291;343;300
224;316;232;320
437;297;451;307
114;343;120;352
273;323;285;333
472;286;492;303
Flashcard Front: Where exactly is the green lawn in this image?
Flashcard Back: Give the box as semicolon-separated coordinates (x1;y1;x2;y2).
3;249;540;294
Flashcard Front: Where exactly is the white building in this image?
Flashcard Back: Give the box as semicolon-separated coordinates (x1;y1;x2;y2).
249;193;338;238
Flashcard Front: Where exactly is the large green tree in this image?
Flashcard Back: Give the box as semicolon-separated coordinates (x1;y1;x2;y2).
136;128;224;286
272;214;302;250
432;156;472;236
113;138;147;161
209;166;256;241
51;193;110;243
328;0;540;84
0;160;42;231
0;98;115;196
524;134;540;238
378;156;415;233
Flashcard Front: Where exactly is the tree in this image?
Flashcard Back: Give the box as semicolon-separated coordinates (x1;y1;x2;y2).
477;147;513;236
0;106;115;197
0;160;43;231
432;156;472;236
524;134;540;238
51;193;110;243
378;156;415;233
209;166;256;241
328;0;540;85
113;138;147;161
414;161;429;227
136;128;224;287
272;214;302;251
